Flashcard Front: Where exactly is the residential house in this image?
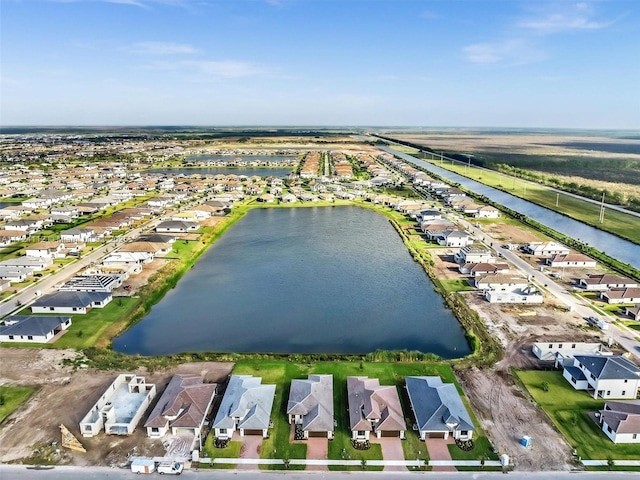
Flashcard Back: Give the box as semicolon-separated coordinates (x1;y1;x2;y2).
601;288;640;304
0;315;72;343
597;401;640;443
0;266;32;282
144;374;216;446
454;246;495;265
580;274;637;292
626;306;640;321
79;374;156;437
60;227;95;243
155;220;199;233
25;241;67;259
0;230;28;246
485;285;543;304
562;354;640;399
546;253;596;268
59;275;123;292
31;291;113;314
0;256;53;271
347;376;406;441
102;251;153;268
438;230;473;248
474;206;500;218
281;193;298;203
286;374;334;439
5;218;43;233
212;375;276;439
475;274;528;291
137;233;176;244
417;210;442;222
524;242;570;256
405;376;474;440
532;342;611;364
459;263;509;277
119;241;172;257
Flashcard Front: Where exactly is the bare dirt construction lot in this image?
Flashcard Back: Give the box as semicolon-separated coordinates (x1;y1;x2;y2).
456;292;608;471
0;348;233;466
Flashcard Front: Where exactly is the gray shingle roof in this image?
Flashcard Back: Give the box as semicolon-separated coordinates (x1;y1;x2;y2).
405;376;474;434
286;374;333;433
212;375;275;431
0;315;70;337
574;355;640;380
32;291;111;308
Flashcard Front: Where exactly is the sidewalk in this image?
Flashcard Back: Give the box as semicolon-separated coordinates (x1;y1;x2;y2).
199;457;504;468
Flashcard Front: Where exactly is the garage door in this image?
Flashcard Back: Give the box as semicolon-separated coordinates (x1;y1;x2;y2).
308;431;327;438
243;429;263;436
381;430;399;438
426;431;446;439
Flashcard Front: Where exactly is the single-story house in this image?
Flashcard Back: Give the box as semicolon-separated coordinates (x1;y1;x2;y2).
155;220;199;233
532;342;611;364
212;375;275;439
0;266;32;282
137;233;176;244
144;374;216;445
524;242;570;256
485;285;543;304
0;315;72;343
119;241;172;256
0;229;28;246
562;354;640;399
31;291;113;314
580;274;637;291
0;256;53;271
347;376;406;440
405;376;474;441
474;206;500;218
600;288;640;305
80;374;156;437
454;246;495;265
546;253;596;268
438;230;473;247
102;251;154;266
25;241;69;259
60;227;95;243
459;263;510;277
597;400;640;444
286;374;334;439
417;210;442;222
59;275;123;292
626;305;640;321
475;274;528;291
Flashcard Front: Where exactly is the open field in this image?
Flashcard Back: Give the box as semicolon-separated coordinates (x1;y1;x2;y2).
515;370;640;461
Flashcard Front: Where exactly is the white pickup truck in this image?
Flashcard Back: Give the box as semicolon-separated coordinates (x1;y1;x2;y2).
586;316;608;330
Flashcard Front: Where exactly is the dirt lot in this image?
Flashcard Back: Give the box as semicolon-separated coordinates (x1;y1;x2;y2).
0;348;233;466
482;222;543;245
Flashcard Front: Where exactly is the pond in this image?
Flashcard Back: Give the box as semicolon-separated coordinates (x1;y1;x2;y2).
113;206;470;357
148;167;293;178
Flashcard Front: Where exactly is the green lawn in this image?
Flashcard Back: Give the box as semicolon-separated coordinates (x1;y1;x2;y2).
515;370;640;460
423;160;640;244
440;279;475;293
0;385;36;424
202;437;242;469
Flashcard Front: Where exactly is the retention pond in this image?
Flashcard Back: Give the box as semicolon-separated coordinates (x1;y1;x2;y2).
114;206;471;357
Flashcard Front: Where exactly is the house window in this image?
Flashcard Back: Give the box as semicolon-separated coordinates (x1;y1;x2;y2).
72;307;77;311
151;427;159;433
558;344;563;348
606;391;611;396
357;431;366;437
622;391;626;396
633;434;638;440
49;307;54;311
8;335;14;340
571;377;576;384
28;336;33;340
219;429;227;435
572;344;576;349
607;426;612;433
548;344;553;348
624;379;628;383
590;374;596;380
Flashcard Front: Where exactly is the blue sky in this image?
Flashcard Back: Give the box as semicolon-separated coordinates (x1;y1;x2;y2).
1;0;639;128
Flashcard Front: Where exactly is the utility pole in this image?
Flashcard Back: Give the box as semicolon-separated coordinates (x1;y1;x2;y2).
599;191;606;223
556;193;559;207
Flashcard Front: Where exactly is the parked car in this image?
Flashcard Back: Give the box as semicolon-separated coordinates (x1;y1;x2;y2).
157;461;183;475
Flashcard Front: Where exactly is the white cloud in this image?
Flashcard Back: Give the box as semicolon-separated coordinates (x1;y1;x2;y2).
518;3;613;34
144;59;265;79
462;39;545;65
126;41;199;55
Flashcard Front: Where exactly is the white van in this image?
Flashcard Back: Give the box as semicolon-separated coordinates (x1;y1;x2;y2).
157;462;184;475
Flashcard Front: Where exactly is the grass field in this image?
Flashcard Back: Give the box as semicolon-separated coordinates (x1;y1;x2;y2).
515;370;640;460
0;385;36;424
420;158;639;244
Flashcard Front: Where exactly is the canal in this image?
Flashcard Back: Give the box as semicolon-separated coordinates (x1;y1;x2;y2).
379;146;640;269
147;167;293;177
113;206;471;357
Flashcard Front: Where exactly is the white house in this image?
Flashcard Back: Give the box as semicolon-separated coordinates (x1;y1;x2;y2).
485;285;543;304
562;355;640;399
474;206;500;218
597;401;640;444
600;288;640;305
438;230;473;247
546;253;596;268
580;274;637;292
31;291;113;314
0;315;72;343
454;246;495;265
524;242;570;256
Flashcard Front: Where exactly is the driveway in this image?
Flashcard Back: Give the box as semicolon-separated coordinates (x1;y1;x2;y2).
237;434;262;470
372;436;405;472
425;437;456;472
305;437;328;471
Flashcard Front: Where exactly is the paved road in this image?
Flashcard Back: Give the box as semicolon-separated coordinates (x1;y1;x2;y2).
451;211;640;360
2;464;640;480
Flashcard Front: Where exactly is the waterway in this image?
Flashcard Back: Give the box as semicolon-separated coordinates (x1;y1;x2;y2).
113;206;471;357
380;146;640;269
148;167;293;178
186;154;297;163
